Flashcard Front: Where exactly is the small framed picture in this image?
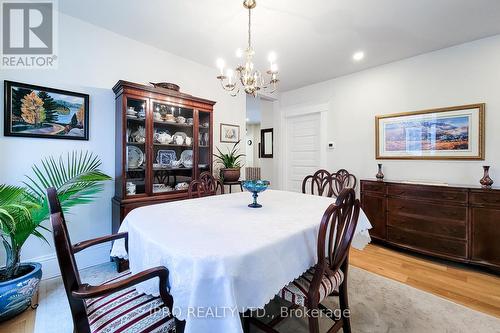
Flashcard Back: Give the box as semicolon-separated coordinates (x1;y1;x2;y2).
376;104;485;160
220;123;240;143
4;80;90;140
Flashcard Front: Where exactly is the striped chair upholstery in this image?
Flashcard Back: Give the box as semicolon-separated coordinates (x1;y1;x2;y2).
278;267;344;307
87;270;176;333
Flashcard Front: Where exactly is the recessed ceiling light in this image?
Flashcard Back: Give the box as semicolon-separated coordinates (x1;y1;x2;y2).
352;51;365;62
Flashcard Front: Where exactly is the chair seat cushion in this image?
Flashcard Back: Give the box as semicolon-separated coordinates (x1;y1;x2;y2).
86;271;176;333
278;267;344;306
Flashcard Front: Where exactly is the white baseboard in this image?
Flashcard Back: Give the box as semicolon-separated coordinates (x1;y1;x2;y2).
31;243;112;280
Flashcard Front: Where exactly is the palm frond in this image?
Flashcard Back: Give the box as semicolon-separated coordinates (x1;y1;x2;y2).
23;151;111;203
1;151;111;281
0;185;34;235
23;151;111;226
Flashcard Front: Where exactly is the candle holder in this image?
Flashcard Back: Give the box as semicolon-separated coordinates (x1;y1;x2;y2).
480;166;494;188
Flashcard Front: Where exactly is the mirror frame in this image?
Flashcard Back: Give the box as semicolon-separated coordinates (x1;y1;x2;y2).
260;128;273;158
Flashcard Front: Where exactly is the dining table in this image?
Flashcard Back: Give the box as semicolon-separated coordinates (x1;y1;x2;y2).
110;190;372;333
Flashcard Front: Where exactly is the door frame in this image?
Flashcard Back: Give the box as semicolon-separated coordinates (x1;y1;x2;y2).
281;102;329;191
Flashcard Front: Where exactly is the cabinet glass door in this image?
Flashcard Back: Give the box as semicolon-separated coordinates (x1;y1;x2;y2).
125;97;148;196
151;101;194;194
197;110;212;177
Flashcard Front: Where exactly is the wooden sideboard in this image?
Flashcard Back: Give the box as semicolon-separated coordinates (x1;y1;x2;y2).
361;179;500;272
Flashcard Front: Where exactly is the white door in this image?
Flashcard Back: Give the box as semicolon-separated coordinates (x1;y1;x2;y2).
285;112;323;192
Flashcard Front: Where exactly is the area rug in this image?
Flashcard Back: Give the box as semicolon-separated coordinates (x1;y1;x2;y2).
34;263;499;333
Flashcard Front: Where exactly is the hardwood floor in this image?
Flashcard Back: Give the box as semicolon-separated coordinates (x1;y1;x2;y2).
1;243;498;333
350;243;500;318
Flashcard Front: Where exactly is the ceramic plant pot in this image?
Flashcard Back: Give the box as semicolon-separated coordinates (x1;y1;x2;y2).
221;168;240;182
0;262;42;322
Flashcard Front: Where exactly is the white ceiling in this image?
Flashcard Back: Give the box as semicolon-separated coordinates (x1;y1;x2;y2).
60;0;500;91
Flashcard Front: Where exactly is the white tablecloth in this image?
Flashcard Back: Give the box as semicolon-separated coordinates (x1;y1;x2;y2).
110;190;371;333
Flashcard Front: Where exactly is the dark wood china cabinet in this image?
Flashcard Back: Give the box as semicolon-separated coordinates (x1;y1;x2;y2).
361;179;500;272
112;81;215;233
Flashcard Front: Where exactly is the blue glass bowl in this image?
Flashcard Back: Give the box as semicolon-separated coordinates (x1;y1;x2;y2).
241;180;270;208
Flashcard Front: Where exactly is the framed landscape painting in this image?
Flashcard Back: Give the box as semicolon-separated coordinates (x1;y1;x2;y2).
376;104;485;160
4;81;89;140
220;123;240;143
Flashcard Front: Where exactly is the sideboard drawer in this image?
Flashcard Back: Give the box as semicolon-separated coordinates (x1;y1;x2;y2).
387;226;467;259
361;181;385;194
387;198;467;222
470;191;500;206
387;184;467;203
387;214;466;240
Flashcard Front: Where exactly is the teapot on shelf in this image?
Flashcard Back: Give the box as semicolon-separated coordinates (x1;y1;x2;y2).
153;112;162;121
155;132;172;144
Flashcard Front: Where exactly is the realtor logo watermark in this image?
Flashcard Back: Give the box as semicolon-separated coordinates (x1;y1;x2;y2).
1;0;58;68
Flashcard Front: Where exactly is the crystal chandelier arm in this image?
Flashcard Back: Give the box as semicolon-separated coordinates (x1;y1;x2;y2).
218;77;237;92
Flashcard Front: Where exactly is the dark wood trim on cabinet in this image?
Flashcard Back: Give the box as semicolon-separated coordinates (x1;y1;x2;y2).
112;80;215;241
361;179;500;272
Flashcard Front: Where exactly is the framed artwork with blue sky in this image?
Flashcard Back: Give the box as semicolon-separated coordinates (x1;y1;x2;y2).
4;81;89;140
376;104;485;160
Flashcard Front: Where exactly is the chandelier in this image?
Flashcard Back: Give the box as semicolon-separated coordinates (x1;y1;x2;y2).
216;0;279;97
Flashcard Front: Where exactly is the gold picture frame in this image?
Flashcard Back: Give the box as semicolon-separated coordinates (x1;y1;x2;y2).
375;103;485;160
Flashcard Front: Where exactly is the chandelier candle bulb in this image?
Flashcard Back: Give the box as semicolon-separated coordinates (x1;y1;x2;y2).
227;69;234;84
216;58;225;75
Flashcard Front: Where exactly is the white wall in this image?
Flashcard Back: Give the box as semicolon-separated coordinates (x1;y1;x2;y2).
280;35;500;187
245;124;261;167
0;13;245;278
259;98;281;188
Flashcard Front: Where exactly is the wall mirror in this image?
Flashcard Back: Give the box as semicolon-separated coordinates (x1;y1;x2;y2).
261;128;273;158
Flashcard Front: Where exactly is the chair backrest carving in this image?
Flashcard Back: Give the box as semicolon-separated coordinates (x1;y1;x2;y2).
301;169;334;197
331;169;357;197
307;188;360;304
188;172;224;198
47;187;90;332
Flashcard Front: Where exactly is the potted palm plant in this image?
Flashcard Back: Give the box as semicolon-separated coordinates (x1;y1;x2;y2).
0;151;111;321
214;140;245;182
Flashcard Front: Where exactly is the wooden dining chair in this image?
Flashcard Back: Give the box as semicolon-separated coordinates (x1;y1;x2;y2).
188;171;224;198
247;188;360;333
301;169;334;197
331;169;357;197
47;187;184;333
